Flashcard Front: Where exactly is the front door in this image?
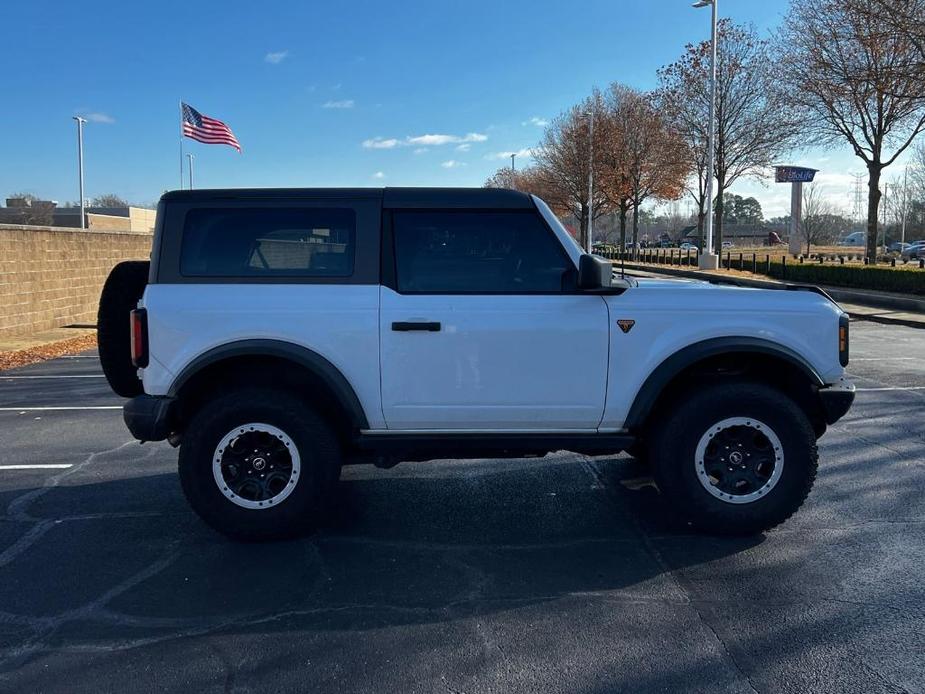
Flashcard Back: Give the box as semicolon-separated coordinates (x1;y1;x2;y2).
379;209;609;431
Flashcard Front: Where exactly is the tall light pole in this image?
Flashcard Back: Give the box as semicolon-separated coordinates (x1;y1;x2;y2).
72;116;87;229
694;0;719;270
510;153;516;172
584;107;595;253
187;153;195;189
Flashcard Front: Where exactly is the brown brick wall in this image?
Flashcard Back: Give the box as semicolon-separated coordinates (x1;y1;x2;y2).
0;224;153;337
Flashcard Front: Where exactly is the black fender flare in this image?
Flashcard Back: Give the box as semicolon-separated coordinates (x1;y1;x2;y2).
167;339;369;429
623;337;824;431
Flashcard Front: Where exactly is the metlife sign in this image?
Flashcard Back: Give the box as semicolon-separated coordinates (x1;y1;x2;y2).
775;166;819;183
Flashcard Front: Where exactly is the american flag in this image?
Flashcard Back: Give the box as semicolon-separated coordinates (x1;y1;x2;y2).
181;102;241;152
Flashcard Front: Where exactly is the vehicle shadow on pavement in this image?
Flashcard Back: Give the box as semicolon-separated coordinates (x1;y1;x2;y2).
2;444;923;693
0;454;759;664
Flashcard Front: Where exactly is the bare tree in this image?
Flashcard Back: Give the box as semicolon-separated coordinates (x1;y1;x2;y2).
911;140;925;208
656;80;709;247
866;0;925;84
91;194;128;208
801;184;844;254
885;167;917;244
531;92;612;249
658;20;797;252
780;0;925;263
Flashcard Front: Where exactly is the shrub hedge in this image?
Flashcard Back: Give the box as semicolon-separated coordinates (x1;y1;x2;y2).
763;262;925;295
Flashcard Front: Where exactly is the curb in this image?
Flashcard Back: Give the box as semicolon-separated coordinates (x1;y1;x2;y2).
852;313;925;330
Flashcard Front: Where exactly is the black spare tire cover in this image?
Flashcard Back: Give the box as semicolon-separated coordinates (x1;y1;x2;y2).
97;260;149;397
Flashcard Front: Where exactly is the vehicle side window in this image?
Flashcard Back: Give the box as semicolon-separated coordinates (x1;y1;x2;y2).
392;211;573;293
180;208;356;277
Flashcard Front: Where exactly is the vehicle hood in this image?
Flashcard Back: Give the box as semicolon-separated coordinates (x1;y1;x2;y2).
626;276;842;315
630;277;711;289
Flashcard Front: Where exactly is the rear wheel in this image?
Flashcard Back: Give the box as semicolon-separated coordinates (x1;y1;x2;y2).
651;381;817;535
178;388;341;541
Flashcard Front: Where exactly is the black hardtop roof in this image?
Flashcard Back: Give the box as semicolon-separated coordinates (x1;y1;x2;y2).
159;187;535;209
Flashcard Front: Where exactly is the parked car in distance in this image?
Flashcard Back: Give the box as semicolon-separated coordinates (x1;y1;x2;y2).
901;242;925;261
99;186;855;542
679;242;698;252
721;241;734;250
887;242;909;254
837;231;865;246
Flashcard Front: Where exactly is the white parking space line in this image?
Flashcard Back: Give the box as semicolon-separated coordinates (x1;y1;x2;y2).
0;464;73;470
849;357;919;361
856;386;925;392
0;375;105;379
0;406;122;411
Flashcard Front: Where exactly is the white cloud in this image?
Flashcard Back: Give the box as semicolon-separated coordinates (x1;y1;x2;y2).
414;148;428;154
79;112;115;124
322;99;355;109
485;148;534;160
264;50;289;64
362;137;400;149
522;116;548;127
455;143;471;152
441;160;466;168
372;171;385;179
363;132;487;150
408;132;487;146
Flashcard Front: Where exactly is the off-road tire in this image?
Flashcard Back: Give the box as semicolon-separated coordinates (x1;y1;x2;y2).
651;381;818;535
97;260;149;397
179;388;341;541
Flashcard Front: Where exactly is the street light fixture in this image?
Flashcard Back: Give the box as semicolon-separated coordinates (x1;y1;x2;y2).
693;0;719;270
583;107;595;254
72;116;87;229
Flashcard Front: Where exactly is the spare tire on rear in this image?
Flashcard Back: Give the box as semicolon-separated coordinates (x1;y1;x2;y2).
98;260;150;397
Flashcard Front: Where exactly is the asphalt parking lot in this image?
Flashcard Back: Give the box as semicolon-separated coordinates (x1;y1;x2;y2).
0;320;923;693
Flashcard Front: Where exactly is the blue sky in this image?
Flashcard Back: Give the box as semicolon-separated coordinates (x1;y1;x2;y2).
1;0;896;216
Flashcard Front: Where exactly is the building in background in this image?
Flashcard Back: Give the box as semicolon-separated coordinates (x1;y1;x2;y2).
0;198;155;232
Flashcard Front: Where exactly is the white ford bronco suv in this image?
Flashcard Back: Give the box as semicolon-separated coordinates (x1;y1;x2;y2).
98;187;855;540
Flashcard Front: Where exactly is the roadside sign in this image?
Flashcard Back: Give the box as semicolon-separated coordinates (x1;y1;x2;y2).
775;166;818;183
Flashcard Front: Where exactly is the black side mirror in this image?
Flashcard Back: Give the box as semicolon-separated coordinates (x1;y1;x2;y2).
577;253;612;290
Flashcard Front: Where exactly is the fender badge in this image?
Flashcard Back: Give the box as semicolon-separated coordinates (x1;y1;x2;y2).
617;319;635;334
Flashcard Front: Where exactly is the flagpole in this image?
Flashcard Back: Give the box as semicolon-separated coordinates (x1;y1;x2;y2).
178;100;184;190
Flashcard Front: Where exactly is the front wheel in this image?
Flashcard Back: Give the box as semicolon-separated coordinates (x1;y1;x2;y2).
651;381;818;535
178;388;341;541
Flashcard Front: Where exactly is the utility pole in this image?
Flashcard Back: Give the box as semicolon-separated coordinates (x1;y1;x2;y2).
510;153;516;172
851;173;865;225
693;0;718;269
585;106;595;253
187;153;195;189
72;116;87;229
901;167;908;245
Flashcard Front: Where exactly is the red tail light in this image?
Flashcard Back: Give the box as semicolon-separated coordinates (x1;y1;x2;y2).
130;308;149;368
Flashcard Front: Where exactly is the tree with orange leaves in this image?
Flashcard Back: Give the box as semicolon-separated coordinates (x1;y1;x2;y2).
602;85;689;251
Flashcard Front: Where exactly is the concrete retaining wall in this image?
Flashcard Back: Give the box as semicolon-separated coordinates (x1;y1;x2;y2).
0;224;152;337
